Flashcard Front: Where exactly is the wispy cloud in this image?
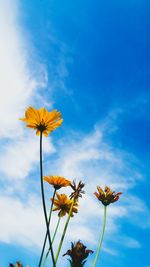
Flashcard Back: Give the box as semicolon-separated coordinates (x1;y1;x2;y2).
0;0;45;138
43;123;150;253
0;1;149;262
1;116;147;255
0;194;44;249
0;134;55;180
0;0;52;182
48;125;142;191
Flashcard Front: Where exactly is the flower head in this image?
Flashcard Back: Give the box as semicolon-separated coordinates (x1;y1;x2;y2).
94;186;122;206
9;262;23;267
70;180;85;201
44;175;71;190
63;241;93;267
52;192;78;217
20;107;63;137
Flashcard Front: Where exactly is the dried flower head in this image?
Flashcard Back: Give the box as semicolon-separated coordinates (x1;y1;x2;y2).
43;175;71;190
70;181;85;201
20;107;63;137
94;186;122;206
9;262;23;267
63;241;93;267
16;263;23;267
52;192;78;217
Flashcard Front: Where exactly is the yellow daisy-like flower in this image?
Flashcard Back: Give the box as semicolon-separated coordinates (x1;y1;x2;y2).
20;106;63;137
52;193;78;217
44;175;71;190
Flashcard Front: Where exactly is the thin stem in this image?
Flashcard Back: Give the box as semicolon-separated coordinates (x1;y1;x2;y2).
91;205;107;267
38;189;56;267
52;216;61;244
55;199;75;264
39;132;55;267
42;217;61;267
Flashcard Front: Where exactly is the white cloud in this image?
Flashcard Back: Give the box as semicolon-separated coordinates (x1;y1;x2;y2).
0;0;36;138
0;0;53;182
43;125;149;252
0;124;148;258
102;246;118;256
0;194;44;249
0;134;55;180
113;235;141;249
124;195;150;229
48;127;142;191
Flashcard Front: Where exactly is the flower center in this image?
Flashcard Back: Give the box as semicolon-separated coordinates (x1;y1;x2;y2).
54;184;61;190
60;204;68;210
37;123;47;132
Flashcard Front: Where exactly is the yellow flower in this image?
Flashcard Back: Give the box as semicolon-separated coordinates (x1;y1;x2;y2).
44;175;71;190
20;106;63;137
94;186;122;206
52;192;78;217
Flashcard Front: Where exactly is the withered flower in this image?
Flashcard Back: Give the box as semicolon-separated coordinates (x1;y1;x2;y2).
70;180;85;201
63;241;93;267
94;186;122;206
52;192;78;217
44;175;71;190
16;263;23;267
9;262;23;267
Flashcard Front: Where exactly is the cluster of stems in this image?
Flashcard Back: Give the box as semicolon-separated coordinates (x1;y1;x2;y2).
39;132;78;267
38;131;116;267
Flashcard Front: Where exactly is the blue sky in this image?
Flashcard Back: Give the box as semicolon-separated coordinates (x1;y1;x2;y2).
0;0;150;266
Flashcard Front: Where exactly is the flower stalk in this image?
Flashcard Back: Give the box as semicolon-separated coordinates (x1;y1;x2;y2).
52;216;61;244
92;205;107;267
39;132;55;267
38;189;56;267
55;199;75;264
42;216;61;267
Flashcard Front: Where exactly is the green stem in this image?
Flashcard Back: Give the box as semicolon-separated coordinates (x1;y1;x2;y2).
39;132;55;267
42;217;61;267
52;216;61;244
92;205;107;267
55;199;75;264
38;189;56;267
